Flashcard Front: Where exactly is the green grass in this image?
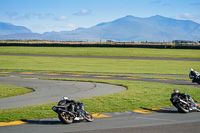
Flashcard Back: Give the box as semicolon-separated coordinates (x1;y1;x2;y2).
0;85;33;98
0;46;200;58
0;55;200;75
0;78;200;122
0;47;200;122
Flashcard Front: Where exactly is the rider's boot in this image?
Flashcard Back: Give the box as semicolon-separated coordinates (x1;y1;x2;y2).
196;106;200;112
192;79;195;83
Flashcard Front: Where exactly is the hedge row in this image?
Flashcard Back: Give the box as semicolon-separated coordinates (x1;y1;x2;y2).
0;42;200;49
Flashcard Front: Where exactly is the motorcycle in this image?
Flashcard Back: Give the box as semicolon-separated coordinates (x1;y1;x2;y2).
189;69;200;84
52;102;94;124
170;94;199;113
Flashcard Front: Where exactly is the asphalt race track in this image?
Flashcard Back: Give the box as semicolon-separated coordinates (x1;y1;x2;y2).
0;76;126;110
1;111;200;133
0;55;200;133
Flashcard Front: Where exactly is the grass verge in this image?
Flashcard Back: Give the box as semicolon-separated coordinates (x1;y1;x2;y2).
0;55;199;75
0;85;33;98
0;78;200;122
0;47;200;58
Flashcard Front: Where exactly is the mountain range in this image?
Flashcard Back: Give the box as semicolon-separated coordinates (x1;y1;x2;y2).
0;15;200;42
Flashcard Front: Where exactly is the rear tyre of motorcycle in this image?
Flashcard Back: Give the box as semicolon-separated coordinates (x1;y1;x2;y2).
84;111;94;122
176;103;189;113
58;112;73;124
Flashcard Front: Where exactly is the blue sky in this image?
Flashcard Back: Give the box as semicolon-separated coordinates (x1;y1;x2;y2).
1;0;200;33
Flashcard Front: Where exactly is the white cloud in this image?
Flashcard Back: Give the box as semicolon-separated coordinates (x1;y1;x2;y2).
73;9;91;16
59;16;67;20
67;23;75;28
6;12;21;20
37;13;54;19
149;0;170;6
54;15;68;21
29;23;76;34
150;0;162;4
5;12;67;21
176;13;200;24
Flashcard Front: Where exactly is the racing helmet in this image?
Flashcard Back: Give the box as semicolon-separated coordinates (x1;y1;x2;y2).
190;68;193;72
173;89;179;93
62;97;68;100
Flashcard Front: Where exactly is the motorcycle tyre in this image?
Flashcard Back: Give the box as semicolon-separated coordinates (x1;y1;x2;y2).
84;111;94;122
176;103;189;113
58;112;73;124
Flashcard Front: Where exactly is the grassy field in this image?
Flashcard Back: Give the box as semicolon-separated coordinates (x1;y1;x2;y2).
0;55;200;75
0;85;33;98
0;46;200;122
0;46;200;58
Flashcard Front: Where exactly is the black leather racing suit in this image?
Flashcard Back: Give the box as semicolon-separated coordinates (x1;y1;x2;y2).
170;92;199;111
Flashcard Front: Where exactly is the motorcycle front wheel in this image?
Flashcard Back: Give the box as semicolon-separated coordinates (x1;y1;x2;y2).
176;103;189;113
84;111;94;122
58;112;73;124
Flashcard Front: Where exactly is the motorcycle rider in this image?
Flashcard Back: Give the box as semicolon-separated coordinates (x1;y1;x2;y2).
189;68;200;83
58;97;76;112
170;89;200;111
58;97;83;120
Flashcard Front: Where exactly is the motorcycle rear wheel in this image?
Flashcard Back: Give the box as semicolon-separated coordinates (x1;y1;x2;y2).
84;111;94;122
176;103;189;113
58;112;73;124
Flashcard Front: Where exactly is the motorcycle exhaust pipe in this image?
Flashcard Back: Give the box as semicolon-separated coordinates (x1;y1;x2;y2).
58;108;76;117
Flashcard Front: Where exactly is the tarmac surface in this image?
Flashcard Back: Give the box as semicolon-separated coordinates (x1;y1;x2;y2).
0;76;126;110
1;108;200;133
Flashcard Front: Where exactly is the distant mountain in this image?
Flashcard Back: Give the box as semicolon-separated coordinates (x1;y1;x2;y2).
0;22;32;36
0;15;200;42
